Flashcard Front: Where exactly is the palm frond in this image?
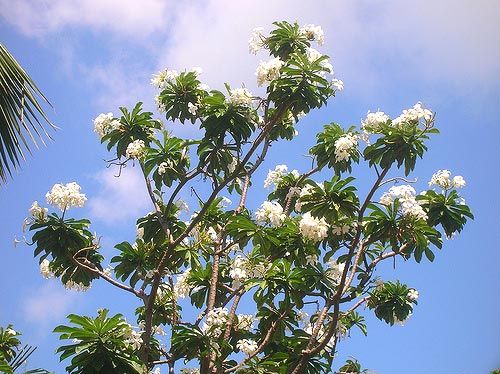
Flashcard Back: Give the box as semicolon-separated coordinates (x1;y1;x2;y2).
0;43;56;183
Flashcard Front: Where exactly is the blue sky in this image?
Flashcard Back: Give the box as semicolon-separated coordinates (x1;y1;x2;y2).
0;1;499;373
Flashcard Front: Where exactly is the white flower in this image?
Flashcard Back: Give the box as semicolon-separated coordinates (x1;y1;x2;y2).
305;48;333;75
6;328;18;336
40;259;54;279
379;185;427;220
264;164;290;189
93;112;121;138
300;24;325;45
174;268;191;299
236;314;255;331
126;139;146;159
429;170;466;190
407;289;419;301
304;322;339;348
334;133;358;162
29;201;48;221
124;328;143;350
255;201;286;227
229;255;249;284
392;102;433;127
299;212;329;242
362;110;390;133
256;57;284;86
249;27;265;54
332;78;344;91
428;169;452;189
202;307;228;337
187;102;198;116
326;259;345;284
452;175;466;188
228;88;253;106
237;339;258;356
137;227;144;239
157;162;169;175
46;182;87;211
151;69;178;89
305;254;318;266
64;280;90;292
207;227;218;242
155;94;166;113
331;224;351;236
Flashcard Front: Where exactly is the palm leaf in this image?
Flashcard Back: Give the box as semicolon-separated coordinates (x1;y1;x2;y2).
0;43;56;183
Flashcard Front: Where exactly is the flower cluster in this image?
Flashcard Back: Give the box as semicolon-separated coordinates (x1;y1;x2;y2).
229;255;250;285
39;259;54;279
299;212;329;242
331;78;344;91
187;102;198;116
235;314;255;331
228;88;253;106
331;222;355;236
264;164;299;189
255;201;286;227
236;339;258;356
428;170;465;190
379;185;427;220
64;280;90;292
93;112;121;138
29;201;48;221
256;57;284;86
249;27;265;54
407;289;419;301
202;307;228;337
361;110;390;133
151;69;178;89
326;259;345;284
46;182;87;211
392;102;433;127
158;161;169;175
126;139;146;159
299;24;325;45
124;328;143;350
173;268;191;299
334;133;358;162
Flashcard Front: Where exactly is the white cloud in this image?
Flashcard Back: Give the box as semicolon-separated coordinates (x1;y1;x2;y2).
2;0;499;110
22;282;77;326
0;0;173;39
88;166;151;225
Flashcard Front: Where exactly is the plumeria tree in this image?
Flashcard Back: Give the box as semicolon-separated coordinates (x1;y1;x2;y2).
18;21;473;373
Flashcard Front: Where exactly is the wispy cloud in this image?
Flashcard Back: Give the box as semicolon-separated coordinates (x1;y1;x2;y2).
1;0;499;112
0;0;173;40
22;282;77;328
88;166;151;225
